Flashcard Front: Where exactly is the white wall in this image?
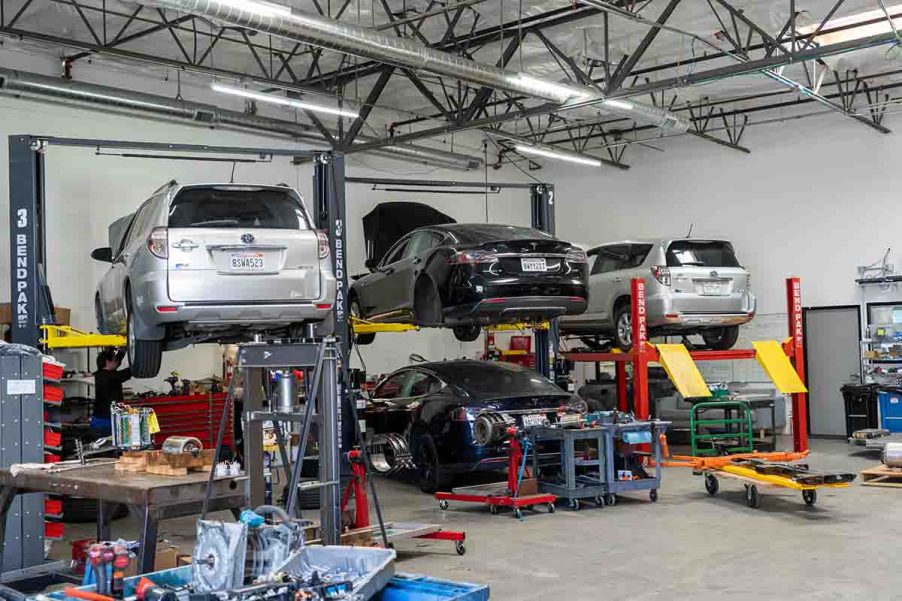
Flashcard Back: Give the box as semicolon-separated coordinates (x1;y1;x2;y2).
0;94;531;390
551;114;901;315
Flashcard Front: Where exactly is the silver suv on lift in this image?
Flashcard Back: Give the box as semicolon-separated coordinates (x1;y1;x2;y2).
559;238;755;350
91;182;337;378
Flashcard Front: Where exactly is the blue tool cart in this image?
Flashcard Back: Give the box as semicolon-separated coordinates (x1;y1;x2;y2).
602;419;669;504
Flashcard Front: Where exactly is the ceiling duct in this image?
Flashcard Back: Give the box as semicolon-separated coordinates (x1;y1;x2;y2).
132;0;689;132
0;67;483;170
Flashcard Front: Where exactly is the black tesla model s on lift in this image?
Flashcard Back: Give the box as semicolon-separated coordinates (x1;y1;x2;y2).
350;224;589;343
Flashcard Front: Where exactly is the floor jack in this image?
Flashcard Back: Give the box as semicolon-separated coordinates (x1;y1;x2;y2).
434;428;557;520
341;450;468;555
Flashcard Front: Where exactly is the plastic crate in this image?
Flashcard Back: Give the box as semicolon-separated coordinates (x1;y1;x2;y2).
376;573;489;601
878;388;902;432
42;360;65;381
44;384;64;403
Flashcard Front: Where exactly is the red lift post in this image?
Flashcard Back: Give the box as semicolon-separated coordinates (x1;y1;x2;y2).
564;276;808;453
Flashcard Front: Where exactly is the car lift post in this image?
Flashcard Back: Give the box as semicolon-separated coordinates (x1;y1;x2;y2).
8;135;54;346
530;184;558;380
564;276;809;453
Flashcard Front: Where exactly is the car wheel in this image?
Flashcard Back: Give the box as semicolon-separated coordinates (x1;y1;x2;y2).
413;277;443;327
414;435;447;494
452;324;481;343
613;303;633;351
349;296;376;346
701;326;740;350
126;293;163;378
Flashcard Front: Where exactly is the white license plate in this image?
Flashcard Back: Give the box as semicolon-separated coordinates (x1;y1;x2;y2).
229;252;265;271
522;413;548;428
521;258;547;272
700;282;726;296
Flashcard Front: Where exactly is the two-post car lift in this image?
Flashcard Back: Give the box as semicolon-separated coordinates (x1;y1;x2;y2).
563;277;810;453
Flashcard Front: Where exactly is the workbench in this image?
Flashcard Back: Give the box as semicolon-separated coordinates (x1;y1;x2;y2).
0;464;245;573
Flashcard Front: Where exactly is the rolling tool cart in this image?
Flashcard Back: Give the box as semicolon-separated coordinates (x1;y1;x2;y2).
435;427;556;520
600;418;669;505
529;426;607;510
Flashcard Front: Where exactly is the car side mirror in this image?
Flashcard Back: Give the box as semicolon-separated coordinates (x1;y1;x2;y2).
91;247;113;263
364;258;378;272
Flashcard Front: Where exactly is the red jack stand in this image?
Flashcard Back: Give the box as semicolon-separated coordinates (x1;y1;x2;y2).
434;428;557;520
341;449;468;555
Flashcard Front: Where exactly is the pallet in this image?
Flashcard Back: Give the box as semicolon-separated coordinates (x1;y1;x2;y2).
860;464;902;488
115;450;214;476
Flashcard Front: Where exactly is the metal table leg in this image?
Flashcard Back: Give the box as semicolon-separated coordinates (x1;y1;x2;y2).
96;501;111;541
0;487;18;574
134;506;160;574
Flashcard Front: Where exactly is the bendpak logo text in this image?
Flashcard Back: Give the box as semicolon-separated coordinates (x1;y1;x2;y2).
15;208;29;328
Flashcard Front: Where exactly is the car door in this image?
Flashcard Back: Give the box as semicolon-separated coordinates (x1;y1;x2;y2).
585;244;630;327
357;236;411;317
104;202;155;333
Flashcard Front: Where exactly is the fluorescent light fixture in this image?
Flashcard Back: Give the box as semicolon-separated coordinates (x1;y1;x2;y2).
514;144;602;167
601;98;633;111
215;0;292;18
509;73;591;102
212;83;358;118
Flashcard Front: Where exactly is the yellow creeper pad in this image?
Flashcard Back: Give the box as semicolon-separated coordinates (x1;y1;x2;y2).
655;344;712;398
752;340;807;394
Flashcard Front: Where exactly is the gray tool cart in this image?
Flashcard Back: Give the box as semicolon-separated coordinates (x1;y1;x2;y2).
531;413;669;510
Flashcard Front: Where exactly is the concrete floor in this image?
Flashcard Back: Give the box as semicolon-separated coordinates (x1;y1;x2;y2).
52;439;896;600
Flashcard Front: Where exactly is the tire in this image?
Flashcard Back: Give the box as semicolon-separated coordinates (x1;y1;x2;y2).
802;489;817;506
649;489;658;502
702;326;740;351
126;292;163;378
453;324;481;343
349;296;376;346
414;435;447;494
613;302;632;351
704;474;719;496
413;277;443;327
745;484;761;509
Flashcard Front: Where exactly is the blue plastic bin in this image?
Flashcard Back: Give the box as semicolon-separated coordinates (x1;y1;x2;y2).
878;388;902;432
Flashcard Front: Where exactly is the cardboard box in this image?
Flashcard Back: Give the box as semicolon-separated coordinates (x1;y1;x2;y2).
0;304;70;326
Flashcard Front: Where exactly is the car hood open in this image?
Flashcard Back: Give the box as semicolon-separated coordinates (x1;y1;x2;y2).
362;202;455;265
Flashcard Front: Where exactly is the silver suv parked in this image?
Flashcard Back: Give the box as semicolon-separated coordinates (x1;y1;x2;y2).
91;182;336;378
560;239;755;350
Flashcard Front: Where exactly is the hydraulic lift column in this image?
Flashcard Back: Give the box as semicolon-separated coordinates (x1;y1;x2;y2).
530;184;559;380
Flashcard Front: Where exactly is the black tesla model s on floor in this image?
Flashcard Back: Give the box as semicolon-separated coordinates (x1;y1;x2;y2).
350;224;589;343
363;359;587;493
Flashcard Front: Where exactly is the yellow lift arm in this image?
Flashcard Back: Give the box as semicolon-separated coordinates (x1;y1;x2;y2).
41;325;126;349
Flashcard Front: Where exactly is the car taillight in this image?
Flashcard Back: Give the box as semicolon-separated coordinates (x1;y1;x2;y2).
566;248;588;263
316;230;330;259
448;250;498;264
147;227;168;259
651;265;671;286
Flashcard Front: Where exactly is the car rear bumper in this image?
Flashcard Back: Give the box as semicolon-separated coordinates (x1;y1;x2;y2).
445;295;587;324
151;302;334;327
646;291;756;329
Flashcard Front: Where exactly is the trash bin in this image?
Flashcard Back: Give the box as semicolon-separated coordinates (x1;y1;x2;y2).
841;383;880;437
877;387;902;433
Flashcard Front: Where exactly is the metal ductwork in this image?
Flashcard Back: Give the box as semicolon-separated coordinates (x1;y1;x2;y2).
133;0;689;132
0;67;483;170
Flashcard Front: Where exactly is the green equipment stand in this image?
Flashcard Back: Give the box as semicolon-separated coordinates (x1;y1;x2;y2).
690;400;754;456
